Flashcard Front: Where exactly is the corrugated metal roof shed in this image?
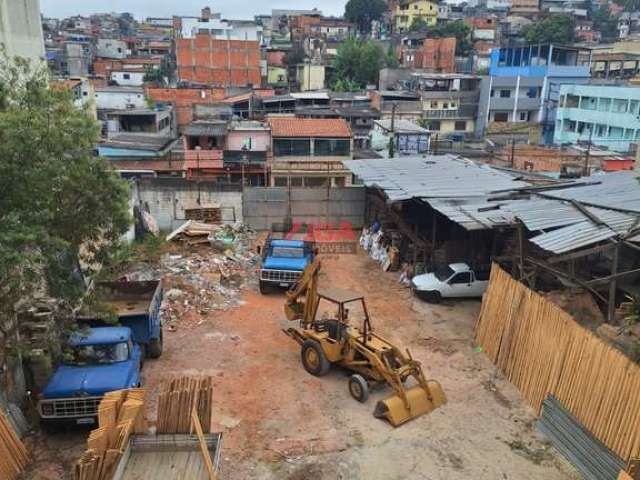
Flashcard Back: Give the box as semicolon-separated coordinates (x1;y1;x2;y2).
541;171;640;214
344;156;530;202
529;208;640;253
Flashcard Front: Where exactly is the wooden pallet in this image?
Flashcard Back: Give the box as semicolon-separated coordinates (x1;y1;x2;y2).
157;376;213;434
0;410;28;480
75;389;147;480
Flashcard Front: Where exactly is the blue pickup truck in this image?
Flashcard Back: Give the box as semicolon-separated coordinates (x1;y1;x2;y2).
259;238;315;294
38;280;163;427
38;327;143;427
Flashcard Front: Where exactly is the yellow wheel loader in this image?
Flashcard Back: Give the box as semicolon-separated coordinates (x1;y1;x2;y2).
283;259;446;426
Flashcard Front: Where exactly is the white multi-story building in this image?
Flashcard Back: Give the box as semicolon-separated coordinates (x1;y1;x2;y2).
0;0;45;65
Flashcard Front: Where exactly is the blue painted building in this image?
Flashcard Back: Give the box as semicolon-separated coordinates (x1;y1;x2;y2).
476;44;592;143
554;84;640;154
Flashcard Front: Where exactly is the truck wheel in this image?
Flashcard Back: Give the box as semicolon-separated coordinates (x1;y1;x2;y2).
147;329;163;358
301;339;330;376
348;374;369;403
259;280;269;294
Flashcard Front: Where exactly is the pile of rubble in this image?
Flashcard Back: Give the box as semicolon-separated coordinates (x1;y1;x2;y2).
124;222;259;330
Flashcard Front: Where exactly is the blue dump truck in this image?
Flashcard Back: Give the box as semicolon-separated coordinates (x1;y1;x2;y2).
38;280;163;427
38;327;143;427
258;238;315;294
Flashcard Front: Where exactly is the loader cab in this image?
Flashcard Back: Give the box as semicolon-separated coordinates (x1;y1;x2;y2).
313;288;372;345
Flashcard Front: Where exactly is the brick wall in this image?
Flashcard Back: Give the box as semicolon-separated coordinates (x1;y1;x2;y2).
415;37;456;72
176;35;261;87
146;87;227;127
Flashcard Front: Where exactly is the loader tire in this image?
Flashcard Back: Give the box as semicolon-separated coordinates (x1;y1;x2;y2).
301;340;330;376
348;374;369;403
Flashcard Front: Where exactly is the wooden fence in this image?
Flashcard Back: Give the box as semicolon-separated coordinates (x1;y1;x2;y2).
475;264;640;463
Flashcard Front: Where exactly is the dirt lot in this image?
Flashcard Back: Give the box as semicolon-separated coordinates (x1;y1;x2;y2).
23;248;580;480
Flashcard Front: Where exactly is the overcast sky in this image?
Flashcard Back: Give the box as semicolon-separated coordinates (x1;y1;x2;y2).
40;1;346;20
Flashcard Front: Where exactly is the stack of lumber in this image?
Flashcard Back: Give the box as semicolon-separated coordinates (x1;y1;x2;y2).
185;205;222;224
166;220;219;245
74;389;147;480
157;376;213;434
0;410;28;480
476;263;640;464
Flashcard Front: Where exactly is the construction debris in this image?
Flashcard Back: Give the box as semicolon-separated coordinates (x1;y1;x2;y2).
74;389;147;480
0;410;29;480
125;223;258;329
157;376;213;434
166;220;219;244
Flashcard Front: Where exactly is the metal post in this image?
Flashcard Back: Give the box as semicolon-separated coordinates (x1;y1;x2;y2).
607;243;621;323
583;127;593;176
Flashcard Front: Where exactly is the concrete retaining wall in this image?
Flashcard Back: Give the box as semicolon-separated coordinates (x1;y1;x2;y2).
135;178;243;232
242;187;365;231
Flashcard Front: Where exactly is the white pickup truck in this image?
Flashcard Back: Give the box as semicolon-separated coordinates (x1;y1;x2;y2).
411;263;490;303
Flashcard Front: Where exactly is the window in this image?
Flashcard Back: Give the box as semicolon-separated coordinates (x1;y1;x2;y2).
443;102;448;109
450;272;472;284
273;139;311;156
274;177;288;187
519;111;527;121
314;139;350;156
123;73;130;80
430;101;438;108
304;177;329;187
500;89;511;98
494;112;509;122
454;121;466;131
425;120;440;130
490;89;495;97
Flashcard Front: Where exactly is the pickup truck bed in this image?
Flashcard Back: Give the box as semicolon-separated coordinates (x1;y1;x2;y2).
113;433;222;480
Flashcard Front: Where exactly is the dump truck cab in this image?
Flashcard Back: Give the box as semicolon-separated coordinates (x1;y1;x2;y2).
259;238;315;293
38;327;142;427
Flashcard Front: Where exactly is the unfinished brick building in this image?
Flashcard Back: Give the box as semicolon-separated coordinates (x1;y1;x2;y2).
414;37;456;72
176;34;261;87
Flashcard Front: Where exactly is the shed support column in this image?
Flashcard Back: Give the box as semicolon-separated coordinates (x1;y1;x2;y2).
517;222;525;282
431;210;437;267
608;243;620;323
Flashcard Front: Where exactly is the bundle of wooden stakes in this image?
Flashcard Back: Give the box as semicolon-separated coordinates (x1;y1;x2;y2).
0;410;28;480
75;389;147;480
157;376;213;434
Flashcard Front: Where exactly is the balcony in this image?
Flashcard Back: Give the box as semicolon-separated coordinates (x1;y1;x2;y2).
422;106;477;119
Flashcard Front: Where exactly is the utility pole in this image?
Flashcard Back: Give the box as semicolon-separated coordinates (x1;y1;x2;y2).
583;127;593;177
389;102;397;158
510;137;516;168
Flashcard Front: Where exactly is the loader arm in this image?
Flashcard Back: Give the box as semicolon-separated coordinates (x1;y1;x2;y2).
284;258;321;329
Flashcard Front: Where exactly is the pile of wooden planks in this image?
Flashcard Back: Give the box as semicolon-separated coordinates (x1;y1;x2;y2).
185;205;222;224
157;376;213;434
476;263;640;464
75;389;147;480
166;220;219;245
0;410;28;480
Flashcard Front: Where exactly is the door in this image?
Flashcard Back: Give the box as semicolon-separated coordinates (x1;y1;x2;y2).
447;272;473;297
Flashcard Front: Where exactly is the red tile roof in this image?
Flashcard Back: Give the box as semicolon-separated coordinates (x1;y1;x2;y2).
268;118;352;138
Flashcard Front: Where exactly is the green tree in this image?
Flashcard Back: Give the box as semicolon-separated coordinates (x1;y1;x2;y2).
522;14;576;44
592;7;619;41
425;20;472;56
409;17;430;32
345;0;387;34
0;55;130;358
332;38;394;87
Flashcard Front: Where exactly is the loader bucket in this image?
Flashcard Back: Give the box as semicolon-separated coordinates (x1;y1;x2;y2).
373;381;446;427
